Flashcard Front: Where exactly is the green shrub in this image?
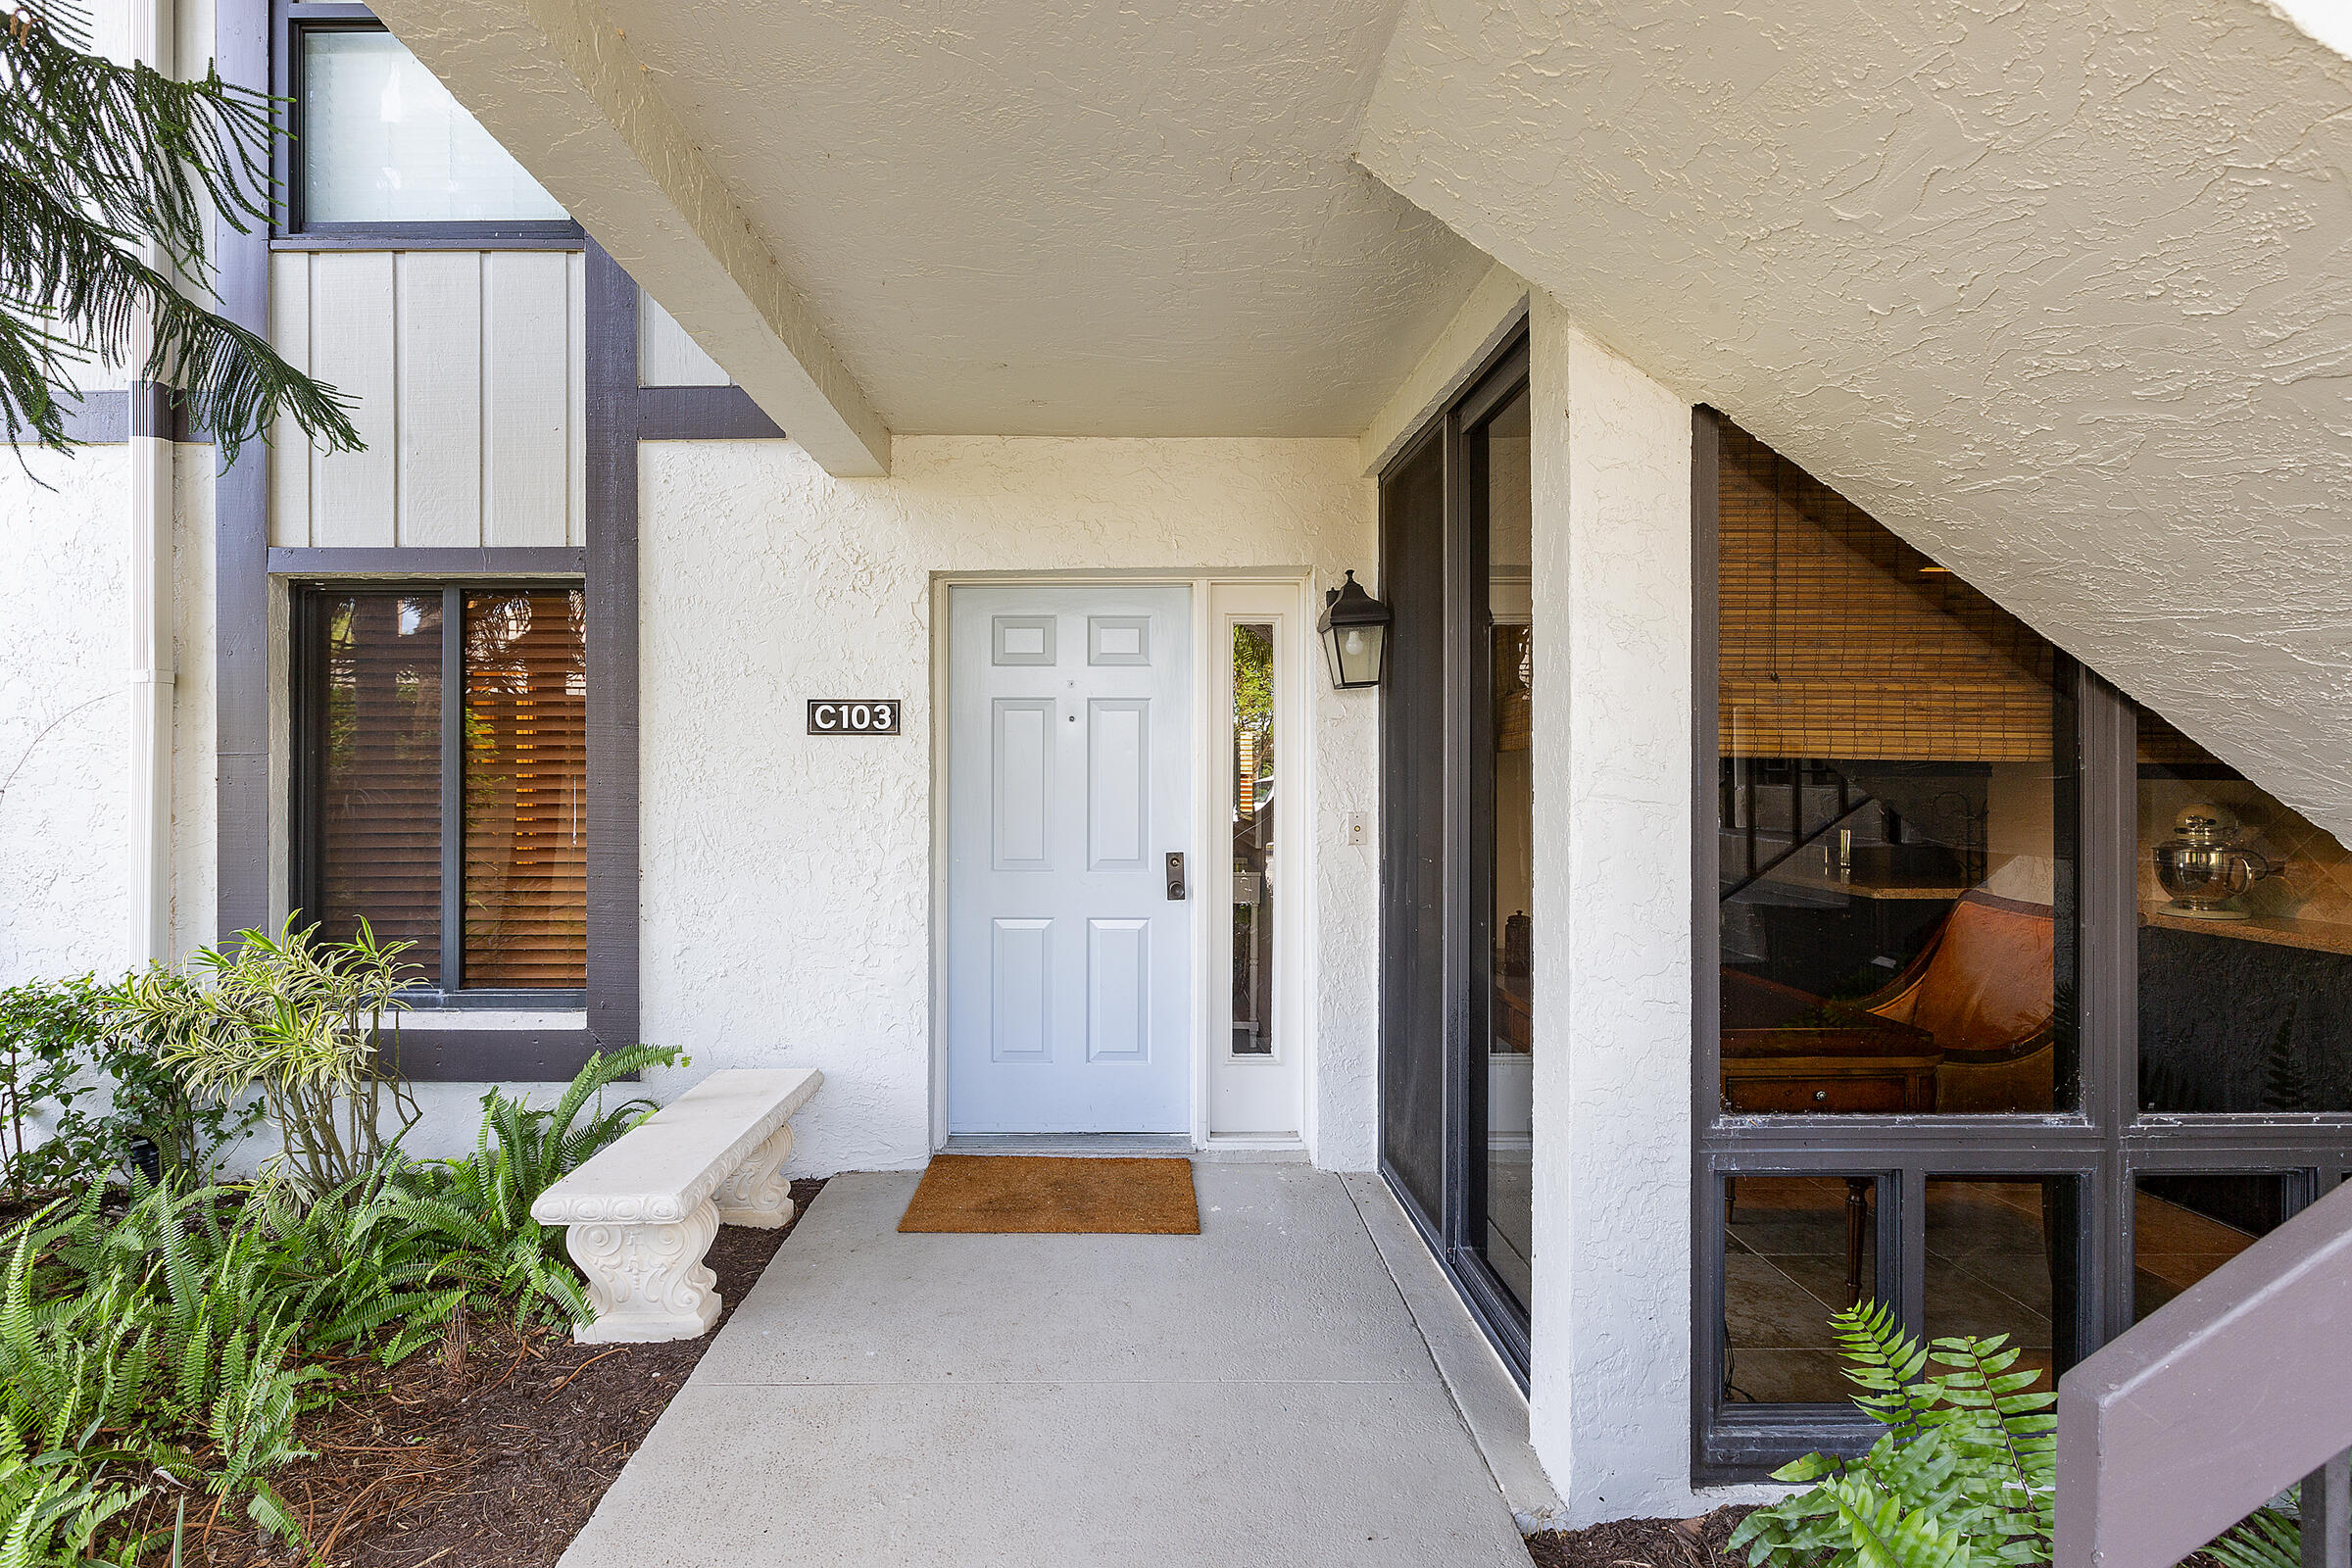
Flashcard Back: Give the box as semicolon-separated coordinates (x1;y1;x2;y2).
1728;1300;2055;1568
107;918;422;1192
0;974;257;1199
0;1043;686;1562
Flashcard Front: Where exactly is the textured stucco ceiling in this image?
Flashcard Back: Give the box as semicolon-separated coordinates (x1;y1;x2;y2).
1358;0;2352;841
596;0;1491;436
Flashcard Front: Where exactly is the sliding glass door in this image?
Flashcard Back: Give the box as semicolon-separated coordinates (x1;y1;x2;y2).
1378;332;1535;1378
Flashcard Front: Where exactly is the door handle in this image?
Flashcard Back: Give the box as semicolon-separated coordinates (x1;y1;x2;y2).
1165;852;1187;901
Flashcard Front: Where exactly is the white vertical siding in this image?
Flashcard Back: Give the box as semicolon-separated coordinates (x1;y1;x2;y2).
483;253;571;547
638;290;731;386
268;251;586;549
395;251;483;548
309;253;397;547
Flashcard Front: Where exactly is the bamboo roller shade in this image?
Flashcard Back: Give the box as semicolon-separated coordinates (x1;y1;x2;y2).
320;595;446;984
463;591;588;990
1718;422;2057;761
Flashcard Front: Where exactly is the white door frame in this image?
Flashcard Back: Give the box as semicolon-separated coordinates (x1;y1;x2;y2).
928;569;1313;1151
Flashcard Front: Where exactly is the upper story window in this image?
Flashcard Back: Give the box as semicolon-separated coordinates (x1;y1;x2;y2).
293;584;589;1000
276;4;580;245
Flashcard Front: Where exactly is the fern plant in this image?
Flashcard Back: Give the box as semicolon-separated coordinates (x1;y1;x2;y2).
1729;1300;2056;1568
415;1045;679;1328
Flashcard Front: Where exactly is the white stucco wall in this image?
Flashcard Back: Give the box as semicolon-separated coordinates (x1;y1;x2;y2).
629;435;1381;1175
1356;0;2352;846
1525;294;1711;1523
0;449;133;985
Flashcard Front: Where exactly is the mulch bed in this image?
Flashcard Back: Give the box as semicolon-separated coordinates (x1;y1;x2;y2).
1526;1505;1757;1568
169;1178;824;1568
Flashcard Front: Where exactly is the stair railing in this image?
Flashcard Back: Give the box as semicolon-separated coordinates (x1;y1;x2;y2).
2056;1178;2352;1568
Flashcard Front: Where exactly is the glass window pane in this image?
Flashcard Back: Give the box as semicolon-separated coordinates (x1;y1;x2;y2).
1923;1177;2077;1395
2137;708;2352;1111
1482;386;1535;1311
2133;1173;2291;1321
317;592;443;985
303;30;567;223
1723;1175;1879;1404
1230;621;1275;1056
462;590;587;988
1715;420;2076;1115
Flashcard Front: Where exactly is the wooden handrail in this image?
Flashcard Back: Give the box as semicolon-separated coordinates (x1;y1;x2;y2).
2057;1180;2352;1568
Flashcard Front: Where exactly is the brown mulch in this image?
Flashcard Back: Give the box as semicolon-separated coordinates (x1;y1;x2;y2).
1526;1505;1758;1568
165;1178;824;1568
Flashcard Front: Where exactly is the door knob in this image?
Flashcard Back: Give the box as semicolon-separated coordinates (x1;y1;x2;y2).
1166;852;1187;901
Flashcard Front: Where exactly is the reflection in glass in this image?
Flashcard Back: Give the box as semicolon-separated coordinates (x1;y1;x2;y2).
462;591;588;988
1722;1175;1879;1403
1481;387;1535;1310
318;593;444;984
1231;622;1275;1055
1923;1177;2076;1395
1714;422;2075;1116
2137;709;2352;1112
303;30;568;223
2132;1173;2288;1320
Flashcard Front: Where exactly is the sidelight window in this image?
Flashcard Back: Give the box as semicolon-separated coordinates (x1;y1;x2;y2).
294;585;588;997
1230;621;1277;1056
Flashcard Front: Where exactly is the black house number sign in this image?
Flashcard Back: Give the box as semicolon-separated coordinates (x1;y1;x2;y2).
807;699;902;735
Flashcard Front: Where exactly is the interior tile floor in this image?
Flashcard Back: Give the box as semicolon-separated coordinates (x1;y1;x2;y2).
1723;1175;2261;1406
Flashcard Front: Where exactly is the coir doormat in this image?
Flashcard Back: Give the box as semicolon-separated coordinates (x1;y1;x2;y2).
897;1154;1200;1235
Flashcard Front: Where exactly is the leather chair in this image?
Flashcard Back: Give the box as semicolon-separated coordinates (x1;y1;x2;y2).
1853;890;2056;1114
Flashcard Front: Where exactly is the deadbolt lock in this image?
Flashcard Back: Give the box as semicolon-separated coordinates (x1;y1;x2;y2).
1165;852;1187;901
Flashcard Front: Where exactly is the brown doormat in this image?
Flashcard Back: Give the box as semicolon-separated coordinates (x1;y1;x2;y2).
897;1154;1200;1235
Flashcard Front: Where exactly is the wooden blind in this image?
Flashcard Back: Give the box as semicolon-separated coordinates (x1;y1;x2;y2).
1719;422;2057;761
318;593;444;983
462;590;588;988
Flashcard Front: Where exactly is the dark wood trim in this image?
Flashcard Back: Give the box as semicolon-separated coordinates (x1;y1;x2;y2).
268;546;587;577
217;0;273;945
385;1028;604;1082
437;585;466;993
26;388;211;445
584;242;642;1058
635;385;786;441
57;392;126;444
272;226;586;252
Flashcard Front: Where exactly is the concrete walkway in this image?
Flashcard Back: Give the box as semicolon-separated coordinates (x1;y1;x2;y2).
559;1164;1535;1568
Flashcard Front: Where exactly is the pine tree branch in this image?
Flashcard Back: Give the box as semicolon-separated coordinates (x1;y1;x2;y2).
1;0;365;461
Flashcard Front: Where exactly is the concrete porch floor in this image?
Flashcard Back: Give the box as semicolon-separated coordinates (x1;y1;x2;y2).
557;1164;1540;1568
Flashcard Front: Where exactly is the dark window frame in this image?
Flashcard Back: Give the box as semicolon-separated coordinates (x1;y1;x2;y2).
290;577;589;1010
1377;328;1534;1387
1690;406;2352;1480
270;0;585;251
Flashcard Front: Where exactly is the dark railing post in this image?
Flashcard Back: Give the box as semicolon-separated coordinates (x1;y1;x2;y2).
2304;1453;2350;1568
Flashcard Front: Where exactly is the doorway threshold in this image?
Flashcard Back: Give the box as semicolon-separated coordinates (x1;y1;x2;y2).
943;1134;1194;1157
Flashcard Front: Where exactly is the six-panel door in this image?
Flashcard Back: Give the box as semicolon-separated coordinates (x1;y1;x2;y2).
946;585;1194;1133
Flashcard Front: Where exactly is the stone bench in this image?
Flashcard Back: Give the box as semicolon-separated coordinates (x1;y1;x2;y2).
531;1066;823;1344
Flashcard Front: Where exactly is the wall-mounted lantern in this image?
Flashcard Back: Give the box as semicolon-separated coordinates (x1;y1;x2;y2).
1317;571;1392;690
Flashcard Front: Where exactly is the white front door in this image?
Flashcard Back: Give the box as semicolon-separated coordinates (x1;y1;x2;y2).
946;584;1194;1134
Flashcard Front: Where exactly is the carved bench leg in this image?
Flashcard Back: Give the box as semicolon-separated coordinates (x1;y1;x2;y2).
564;1199;721;1344
714;1125;798;1229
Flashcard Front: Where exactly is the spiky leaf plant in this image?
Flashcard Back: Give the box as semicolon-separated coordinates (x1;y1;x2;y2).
1729;1300;2056;1568
0;0;361;458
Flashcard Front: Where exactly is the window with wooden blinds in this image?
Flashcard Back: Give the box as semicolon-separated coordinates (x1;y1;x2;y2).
1718;421;2058;761
316;593;444;983
296;582;587;997
462;591;588;988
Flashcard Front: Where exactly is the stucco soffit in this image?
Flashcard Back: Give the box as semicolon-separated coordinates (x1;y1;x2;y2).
366;0;891;476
